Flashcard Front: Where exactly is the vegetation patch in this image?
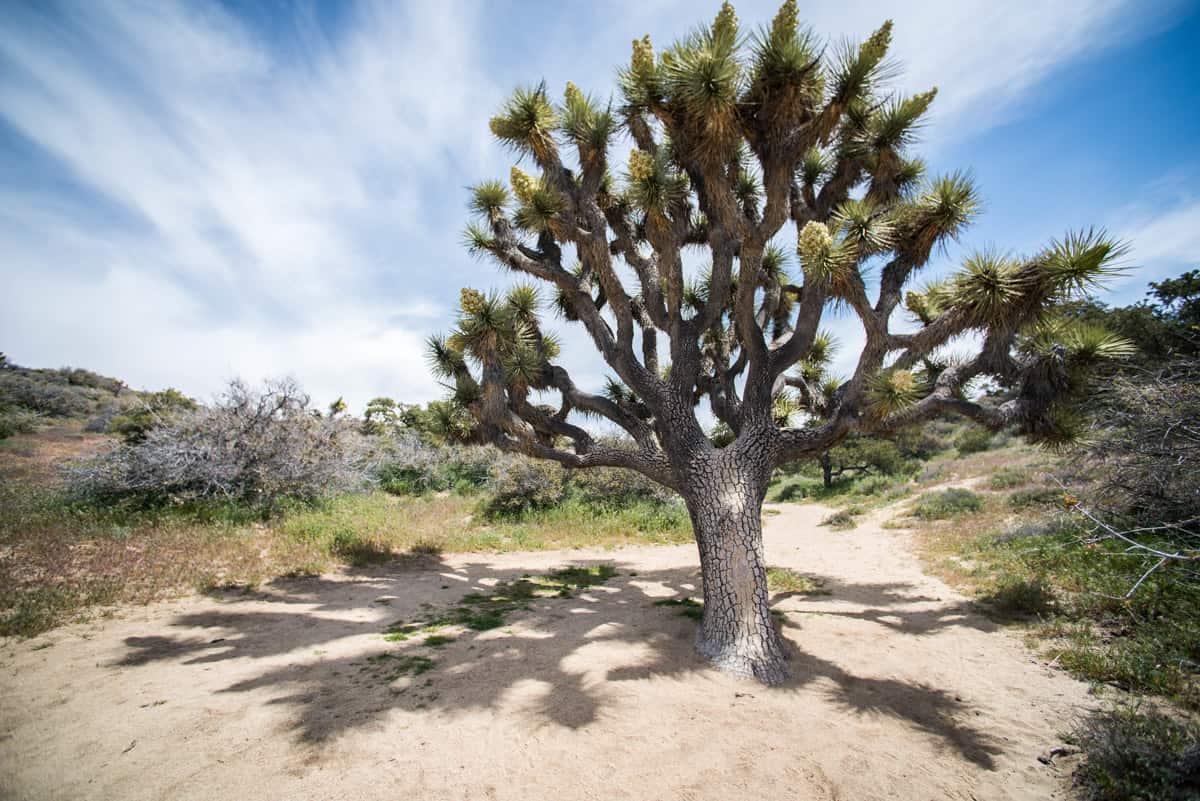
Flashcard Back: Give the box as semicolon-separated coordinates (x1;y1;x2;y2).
1070;704;1200;801
911;488;984;520
1007;487;1066;509
364;653;436;680
920;507;1200;710
820;507;864;530
654;597;704;620
988;467;1029;490
766;567;829;595
382;564;618;646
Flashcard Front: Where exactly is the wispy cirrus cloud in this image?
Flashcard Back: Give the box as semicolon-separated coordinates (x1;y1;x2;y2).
0;0;1189;413
0;0;498;406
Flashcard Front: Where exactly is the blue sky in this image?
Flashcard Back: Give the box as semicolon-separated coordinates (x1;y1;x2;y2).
1;0;1198;413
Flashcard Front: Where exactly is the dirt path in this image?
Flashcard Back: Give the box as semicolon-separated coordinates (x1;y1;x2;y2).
0;501;1091;801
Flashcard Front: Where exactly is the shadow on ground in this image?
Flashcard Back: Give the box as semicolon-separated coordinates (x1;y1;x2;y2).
118;555;1003;768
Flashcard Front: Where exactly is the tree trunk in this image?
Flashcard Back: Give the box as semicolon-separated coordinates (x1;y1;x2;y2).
684;461;789;685
820;451;833;489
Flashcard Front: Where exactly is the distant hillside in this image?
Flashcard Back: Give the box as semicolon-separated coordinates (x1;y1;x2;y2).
0;353;153;435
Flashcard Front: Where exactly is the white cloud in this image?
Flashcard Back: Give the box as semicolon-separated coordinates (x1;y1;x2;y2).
0;0;1185;416
567;0;1179;146
0;0;495;410
1119;200;1200;278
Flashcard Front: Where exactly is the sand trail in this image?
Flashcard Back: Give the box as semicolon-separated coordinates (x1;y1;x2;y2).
0;501;1090;800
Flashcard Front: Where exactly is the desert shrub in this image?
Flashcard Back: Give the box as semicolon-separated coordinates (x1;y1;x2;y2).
67;378;373;510
821;507;863;530
1008;486;1065;509
977;575;1057;619
893;424;954;460
0;407;41;439
570;466;675;507
769;476;821;502
1055;359;1200;598
375;441;495;496
1072;705;1200;801
954;425;994;454
993;515;1075;542
912;488;984;519
106;388;197;443
436;446;493;491
85;406;120;433
855;475;905;496
0;371;93;417
823;435;917;481
989;467;1028;489
1077;359;1199;537
375;435;441;495
480;458;567;518
57;368;124;394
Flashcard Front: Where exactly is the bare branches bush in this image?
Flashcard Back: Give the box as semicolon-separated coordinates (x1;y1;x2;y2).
67;378;374;509
1069;358;1200;590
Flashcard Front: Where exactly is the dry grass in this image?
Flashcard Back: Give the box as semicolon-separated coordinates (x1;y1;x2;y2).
0;422;107;483
0;428;692;637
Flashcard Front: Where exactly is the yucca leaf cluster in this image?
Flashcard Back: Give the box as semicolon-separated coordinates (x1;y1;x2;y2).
426;1;1135;482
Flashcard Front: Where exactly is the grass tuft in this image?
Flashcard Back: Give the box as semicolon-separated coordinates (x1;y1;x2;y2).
766;567;829;595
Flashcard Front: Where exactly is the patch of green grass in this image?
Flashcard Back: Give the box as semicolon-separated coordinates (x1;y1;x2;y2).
911;488;984;520
654;597;704;620
422;634;455;647
1070;704;1200;801
768;476;822;503
383;563;617;643
766;567;829;595
366;653;436;679
0;579;122;637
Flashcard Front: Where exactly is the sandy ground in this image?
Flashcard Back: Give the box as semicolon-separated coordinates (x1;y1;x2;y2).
0;501;1093;801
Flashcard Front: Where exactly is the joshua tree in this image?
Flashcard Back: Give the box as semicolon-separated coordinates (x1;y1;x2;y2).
429;1;1132;683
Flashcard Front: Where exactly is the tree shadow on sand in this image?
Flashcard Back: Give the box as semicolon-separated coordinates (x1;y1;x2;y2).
118;556;1004;768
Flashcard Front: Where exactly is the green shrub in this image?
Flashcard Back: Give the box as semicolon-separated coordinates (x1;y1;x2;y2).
1072;705;1200;801
480;459;566;518
977;575;1057;619
0;408;41;439
954;426;994;454
106;388;196;444
912;488;984;519
436;447;493;491
570;466;674;507
988;467;1028;489
1008;487;1065;509
821;506;864;530
769;476;821;502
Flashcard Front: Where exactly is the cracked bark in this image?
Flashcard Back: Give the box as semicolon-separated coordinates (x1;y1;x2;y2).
683;447;789;685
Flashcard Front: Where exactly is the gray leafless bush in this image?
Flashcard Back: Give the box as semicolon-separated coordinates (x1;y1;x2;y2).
67;378;374;509
1068;358;1200;591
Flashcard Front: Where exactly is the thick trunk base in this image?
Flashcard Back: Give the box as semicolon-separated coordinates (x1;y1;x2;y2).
695;620;790;686
686;465;790;685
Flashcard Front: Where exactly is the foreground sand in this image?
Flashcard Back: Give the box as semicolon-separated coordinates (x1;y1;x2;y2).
1;501;1091;800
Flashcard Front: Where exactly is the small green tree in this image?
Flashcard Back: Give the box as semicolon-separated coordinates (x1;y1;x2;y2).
429;2;1132;683
361;396;401;436
107;388;196;444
